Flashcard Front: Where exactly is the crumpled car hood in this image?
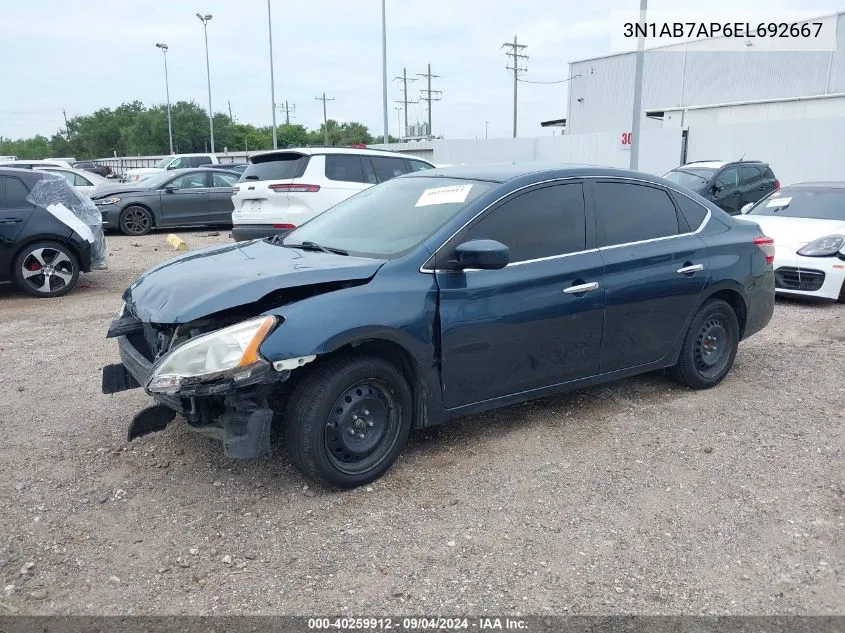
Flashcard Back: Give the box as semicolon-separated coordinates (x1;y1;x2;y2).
124;239;385;324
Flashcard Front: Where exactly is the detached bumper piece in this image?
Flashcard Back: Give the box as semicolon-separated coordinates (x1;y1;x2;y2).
219;387;274;459
128;405;176;441
102;363;140;394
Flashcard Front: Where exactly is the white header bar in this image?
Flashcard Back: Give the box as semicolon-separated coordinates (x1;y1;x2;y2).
610;10;837;53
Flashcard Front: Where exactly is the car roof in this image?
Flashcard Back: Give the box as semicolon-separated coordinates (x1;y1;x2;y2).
679;160;768;170
0;167;50;184
248;147;433;162
402;162;666;184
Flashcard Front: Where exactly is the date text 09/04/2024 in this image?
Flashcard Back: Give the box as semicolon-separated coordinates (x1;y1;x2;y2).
307;617;528;630
623;21;824;39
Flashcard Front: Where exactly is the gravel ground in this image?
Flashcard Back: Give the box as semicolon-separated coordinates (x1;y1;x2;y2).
0;230;842;616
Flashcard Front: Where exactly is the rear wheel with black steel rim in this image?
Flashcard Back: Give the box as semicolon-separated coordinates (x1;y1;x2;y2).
119;205;153;236
12;241;80;298
284;356;413;488
669;298;740;389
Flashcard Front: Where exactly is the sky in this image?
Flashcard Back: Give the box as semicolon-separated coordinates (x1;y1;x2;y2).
1;0;842;143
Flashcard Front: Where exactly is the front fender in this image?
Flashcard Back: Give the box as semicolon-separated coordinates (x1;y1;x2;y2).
259;270;438;361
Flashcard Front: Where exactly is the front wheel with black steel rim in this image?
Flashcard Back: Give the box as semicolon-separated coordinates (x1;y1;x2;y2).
669;298;740;389
284;356;413;488
12;241;80;298
119;205;153;236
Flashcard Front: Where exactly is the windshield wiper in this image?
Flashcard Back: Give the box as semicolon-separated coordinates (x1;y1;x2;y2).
283;240;349;256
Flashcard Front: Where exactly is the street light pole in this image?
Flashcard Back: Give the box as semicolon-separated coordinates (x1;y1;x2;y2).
381;0;389;144
196;13;215;154
155;43;174;155
629;0;647;170
267;0;278;149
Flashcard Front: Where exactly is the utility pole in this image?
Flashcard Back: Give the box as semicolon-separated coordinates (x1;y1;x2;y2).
315;92;335;145
393;67;418;139
62;109;70;141
502;35;528;138
228;99;233;122
417;63;441;138
267;0;278;149
485;121;489;139
276;101;296;125
629;0;647;170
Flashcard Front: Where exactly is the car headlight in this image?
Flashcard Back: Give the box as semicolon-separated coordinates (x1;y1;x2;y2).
147;316;277;394
94;197;121;206
797;234;845;257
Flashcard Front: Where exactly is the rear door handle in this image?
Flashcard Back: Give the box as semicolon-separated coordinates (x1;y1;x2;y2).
563;282;599;294
0;218;23;224
677;264;704;274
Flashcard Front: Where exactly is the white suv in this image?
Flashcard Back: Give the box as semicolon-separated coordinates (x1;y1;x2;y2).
230;147;435;241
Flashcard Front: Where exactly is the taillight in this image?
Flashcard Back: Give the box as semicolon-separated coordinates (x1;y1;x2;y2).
273;224;296;229
268;184;320;193
232;186;239;194
754;236;775;265
774;180;781;189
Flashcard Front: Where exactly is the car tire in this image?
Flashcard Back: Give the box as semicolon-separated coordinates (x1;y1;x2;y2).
284;355;413;489
12;241;80;298
838;280;845;304
119;206;153;236
669;298;740;390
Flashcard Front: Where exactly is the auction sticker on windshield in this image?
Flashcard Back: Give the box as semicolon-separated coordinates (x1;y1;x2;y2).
415;184;473;207
767;197;792;207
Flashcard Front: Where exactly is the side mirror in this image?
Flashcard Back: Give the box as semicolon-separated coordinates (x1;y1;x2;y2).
741;202;753;214
711;184;721;195
454;239;509;270
164;185;178;193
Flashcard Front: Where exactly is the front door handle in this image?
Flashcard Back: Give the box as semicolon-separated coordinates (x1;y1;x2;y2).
0;218;23;224
563;281;599;294
677;264;704;274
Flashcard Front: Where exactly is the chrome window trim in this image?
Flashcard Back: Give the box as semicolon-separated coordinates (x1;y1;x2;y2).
419;175;711;273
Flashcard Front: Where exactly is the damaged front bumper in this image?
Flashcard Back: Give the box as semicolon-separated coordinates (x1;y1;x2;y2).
102;335;281;459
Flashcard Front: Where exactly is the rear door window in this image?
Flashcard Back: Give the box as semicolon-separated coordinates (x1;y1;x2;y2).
325;154;367;183
241;153;308;182
2;176;31;207
594;182;680;247
740;165;763;186
212;173;239;187
370;156;409;182
406;159;433;172
672;192;709;229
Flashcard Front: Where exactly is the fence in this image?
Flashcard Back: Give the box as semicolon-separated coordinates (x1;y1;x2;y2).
93;116;845;185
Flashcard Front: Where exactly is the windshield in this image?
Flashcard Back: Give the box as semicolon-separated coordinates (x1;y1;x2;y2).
283;177;494;258
748;188;845;221
154;157;171;169
664;168;714;188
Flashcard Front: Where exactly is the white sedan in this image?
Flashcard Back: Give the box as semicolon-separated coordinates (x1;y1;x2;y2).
34;166;109;196
741;182;845;302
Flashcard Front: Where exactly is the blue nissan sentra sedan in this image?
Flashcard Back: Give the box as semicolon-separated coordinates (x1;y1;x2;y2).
102;164;775;488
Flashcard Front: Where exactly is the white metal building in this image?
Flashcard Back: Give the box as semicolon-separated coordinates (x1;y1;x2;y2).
564;11;845;136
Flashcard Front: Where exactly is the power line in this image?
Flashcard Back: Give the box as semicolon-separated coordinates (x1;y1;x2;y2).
276;100;296;125
516;74;581;84
393;67;418;139
315;92;335;145
417;63;441;137
502;35;528;138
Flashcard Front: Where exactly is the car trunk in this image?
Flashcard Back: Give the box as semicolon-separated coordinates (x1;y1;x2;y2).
235;152;309;221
